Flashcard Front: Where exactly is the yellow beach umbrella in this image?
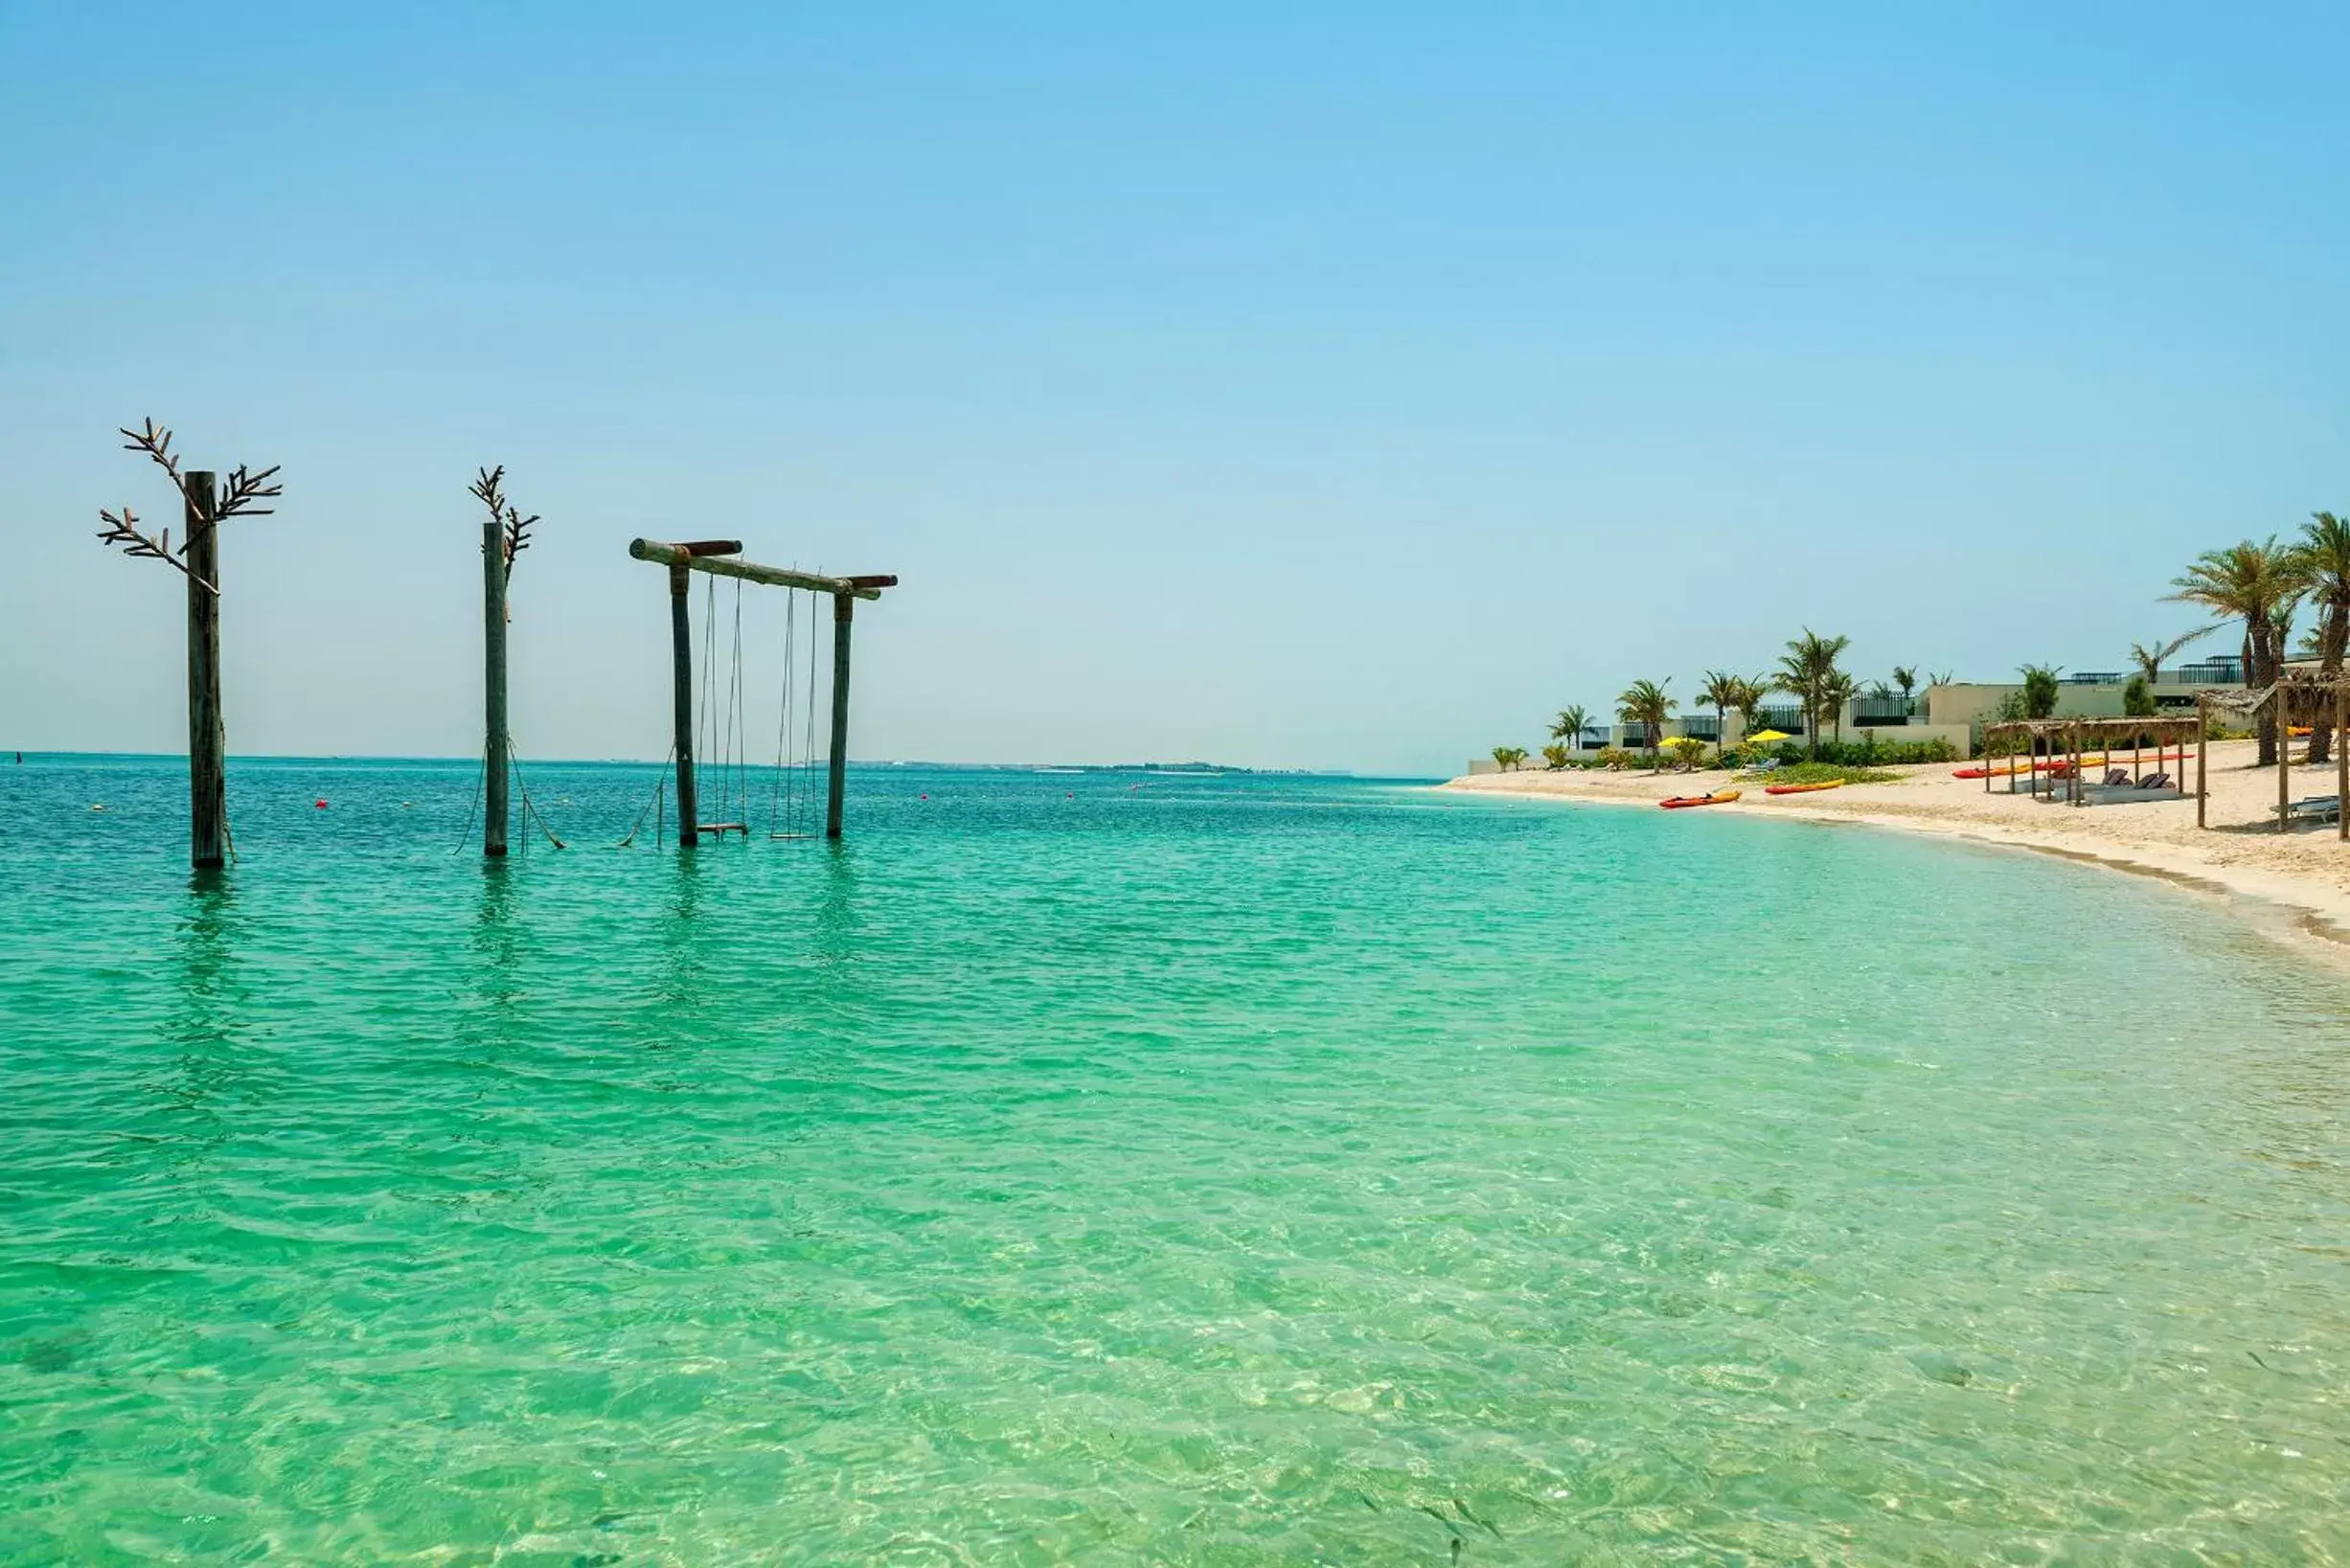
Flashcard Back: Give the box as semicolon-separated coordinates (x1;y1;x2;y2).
1745;729;1791;743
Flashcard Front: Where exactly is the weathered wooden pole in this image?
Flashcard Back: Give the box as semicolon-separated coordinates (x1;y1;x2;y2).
670;557;698;847
827;591;853;839
482;513;510;857
184;472;225;870
2197;694;2209;829
2278;682;2293;833
2336;684;2347;841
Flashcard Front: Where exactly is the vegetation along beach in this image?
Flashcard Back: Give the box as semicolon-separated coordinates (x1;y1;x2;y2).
6;5;2349;1562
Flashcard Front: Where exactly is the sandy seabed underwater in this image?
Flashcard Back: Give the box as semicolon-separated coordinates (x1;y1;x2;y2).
6;758;2350;1563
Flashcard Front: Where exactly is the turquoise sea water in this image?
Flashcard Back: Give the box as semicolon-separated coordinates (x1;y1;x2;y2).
6;757;2350;1563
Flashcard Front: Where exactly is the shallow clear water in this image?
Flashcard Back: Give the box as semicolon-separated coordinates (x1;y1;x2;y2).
6;758;2350;1563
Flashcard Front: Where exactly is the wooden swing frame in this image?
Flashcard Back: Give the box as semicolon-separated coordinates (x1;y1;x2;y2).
629;538;897;846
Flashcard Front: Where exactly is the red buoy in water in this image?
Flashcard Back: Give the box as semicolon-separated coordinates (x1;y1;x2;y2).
314;799;328;808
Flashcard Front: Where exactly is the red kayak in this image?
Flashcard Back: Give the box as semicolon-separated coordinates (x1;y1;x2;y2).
1660;790;1742;809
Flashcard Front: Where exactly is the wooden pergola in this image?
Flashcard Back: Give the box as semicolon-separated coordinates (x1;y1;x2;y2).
2200;677;2350;838
629;538;897;846
1979;716;2200;808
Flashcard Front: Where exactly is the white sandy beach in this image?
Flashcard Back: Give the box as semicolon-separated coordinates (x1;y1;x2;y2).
1447;739;2350;955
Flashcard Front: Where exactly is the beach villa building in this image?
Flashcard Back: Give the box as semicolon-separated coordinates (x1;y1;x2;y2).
1484;657;2263;771
1571;693;1972;757
1923;655;2250;738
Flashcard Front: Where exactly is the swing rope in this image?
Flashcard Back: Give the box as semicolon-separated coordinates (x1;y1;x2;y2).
768;586;797;836
505;735;566;849
803;586;821;837
699;575;719;810
618;746;673;848
763;584;823;840
727;578;747;825
451;749;487;853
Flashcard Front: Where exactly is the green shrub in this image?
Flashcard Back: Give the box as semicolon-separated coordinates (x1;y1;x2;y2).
1795;737;1956;766
1739;761;1903;785
1660;736;1708;771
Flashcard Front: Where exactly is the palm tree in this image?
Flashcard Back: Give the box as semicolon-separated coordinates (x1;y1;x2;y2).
1540;742;1571;770
1699;670;1743;758
2018;663;2063;720
2127;627;2216;687
1774;628;1850;759
1821;670;1857;745
1735;675;1772;740
2295;511;2350;763
1491;744;1528;772
1891;666;1918;716
2170;538;2305;764
1549;704;1590;750
1616;678;1676;771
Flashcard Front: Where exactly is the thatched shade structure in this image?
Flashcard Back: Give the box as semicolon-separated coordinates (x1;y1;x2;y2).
2202;677;2350;838
1979;716;2202;808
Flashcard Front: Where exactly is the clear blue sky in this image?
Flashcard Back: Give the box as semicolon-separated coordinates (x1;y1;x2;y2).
3;3;2341;774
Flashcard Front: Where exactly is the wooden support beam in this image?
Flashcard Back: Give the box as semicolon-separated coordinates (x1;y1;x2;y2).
828;591;852;839
2339;684;2347;842
483;515;510;858
630;538;894;600
2197;694;2208;829
670;559;697;848
2279;680;2293;833
185;472;225;871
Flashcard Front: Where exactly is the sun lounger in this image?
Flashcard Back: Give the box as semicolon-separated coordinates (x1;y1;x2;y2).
2283;794;2341;825
2104;768;2131;786
2137;773;2172;790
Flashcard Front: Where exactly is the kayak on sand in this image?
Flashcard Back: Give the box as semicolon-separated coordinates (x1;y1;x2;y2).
1766;780;1843;795
1659;789;1742;809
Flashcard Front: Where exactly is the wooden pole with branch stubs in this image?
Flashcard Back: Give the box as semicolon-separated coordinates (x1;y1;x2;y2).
94;420;281;870
468;466;537;859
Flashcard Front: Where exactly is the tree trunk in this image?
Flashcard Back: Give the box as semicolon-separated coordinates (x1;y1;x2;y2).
2311;604;2344;765
2253;619;2278;767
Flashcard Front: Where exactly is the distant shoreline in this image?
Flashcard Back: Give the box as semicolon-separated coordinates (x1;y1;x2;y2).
1444;742;2350;966
5;753;1381;777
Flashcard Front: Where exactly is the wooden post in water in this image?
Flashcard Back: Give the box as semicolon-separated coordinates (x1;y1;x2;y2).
482;512;510;857
670;557;698;847
184;472;225;870
828;591;853;840
94;422;280;870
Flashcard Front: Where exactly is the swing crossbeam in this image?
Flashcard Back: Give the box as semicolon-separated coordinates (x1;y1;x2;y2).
628;538;896;600
629;537;897;847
